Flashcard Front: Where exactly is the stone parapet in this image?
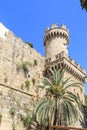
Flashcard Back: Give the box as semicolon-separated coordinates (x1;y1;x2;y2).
45;51;86;82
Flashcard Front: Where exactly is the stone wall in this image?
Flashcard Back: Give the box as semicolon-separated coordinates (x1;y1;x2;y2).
0;29;45;93
0;24;45;130
0;84;32;130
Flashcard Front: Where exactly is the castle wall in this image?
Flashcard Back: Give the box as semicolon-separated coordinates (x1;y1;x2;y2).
0;30;45;93
0;26;45;130
0;84;34;130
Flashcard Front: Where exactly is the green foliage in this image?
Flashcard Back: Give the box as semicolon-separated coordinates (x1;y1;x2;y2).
9;107;16;117
0;112;2;124
25;42;33;48
21;114;31;128
32;78;35;85
18;61;32;70
21;84;24;90
80;0;87;11
16;100;21;107
17;61;32;77
34;59;38;66
24;107;31;114
21;114;43;130
21;81;30;91
12;122;15;130
4;76;8;83
25;80;30;90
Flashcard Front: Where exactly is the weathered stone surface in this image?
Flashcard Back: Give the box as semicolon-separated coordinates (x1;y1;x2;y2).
0;23;45;130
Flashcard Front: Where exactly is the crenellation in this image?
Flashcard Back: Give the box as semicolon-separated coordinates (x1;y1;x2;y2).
45;24;69;33
45;50;86;75
45;50;86;84
51;24;58;29
68;56;86;74
61;24;69;32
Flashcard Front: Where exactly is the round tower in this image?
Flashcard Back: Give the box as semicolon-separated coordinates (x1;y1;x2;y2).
44;24;70;61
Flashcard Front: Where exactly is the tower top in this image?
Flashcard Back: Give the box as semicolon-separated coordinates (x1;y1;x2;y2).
44;24;70;60
44;24;69;46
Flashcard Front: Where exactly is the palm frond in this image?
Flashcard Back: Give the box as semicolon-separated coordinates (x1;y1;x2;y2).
64;82;83;93
43;77;53;89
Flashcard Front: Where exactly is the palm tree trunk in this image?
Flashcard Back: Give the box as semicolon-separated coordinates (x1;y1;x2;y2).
53;97;57;125
58;99;62;126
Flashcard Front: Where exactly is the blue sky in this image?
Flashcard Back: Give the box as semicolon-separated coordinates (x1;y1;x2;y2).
0;0;87;94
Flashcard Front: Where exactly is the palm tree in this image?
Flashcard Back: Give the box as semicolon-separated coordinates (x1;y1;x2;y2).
34;68;83;127
22;68;83;130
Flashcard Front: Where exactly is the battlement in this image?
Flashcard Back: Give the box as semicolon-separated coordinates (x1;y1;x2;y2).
68;56;86;74
45;24;69;32
45;51;86;75
44;24;69;46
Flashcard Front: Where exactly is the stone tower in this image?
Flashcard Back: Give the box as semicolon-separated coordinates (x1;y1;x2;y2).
44;24;86;104
44;24;69;61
